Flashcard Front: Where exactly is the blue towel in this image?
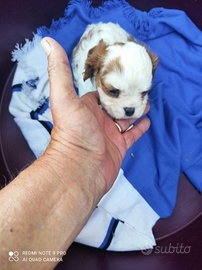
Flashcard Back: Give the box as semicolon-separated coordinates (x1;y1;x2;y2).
10;0;202;251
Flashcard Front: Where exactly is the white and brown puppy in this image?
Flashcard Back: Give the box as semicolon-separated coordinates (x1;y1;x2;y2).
72;22;159;119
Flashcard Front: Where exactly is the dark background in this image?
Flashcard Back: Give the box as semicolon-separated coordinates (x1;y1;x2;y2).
0;1;202;269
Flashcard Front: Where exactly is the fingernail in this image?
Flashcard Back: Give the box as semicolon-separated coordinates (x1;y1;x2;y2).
41;38;52;56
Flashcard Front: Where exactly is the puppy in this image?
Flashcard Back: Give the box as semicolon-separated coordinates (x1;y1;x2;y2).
72;22;159;119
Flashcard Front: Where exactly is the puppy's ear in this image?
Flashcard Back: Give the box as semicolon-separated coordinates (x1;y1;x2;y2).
148;51;159;77
83;39;108;82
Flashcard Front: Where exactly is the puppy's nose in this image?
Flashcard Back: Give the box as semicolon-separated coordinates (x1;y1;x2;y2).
124;107;135;117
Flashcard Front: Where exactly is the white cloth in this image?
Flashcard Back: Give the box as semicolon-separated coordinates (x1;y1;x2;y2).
9;33;159;251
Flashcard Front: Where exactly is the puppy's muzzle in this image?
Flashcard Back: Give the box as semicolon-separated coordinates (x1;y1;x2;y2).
124;107;135;117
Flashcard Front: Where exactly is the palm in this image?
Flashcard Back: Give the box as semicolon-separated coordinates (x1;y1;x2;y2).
51;90;149;191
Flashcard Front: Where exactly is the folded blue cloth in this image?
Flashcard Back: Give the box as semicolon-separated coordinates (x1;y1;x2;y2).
10;0;202;251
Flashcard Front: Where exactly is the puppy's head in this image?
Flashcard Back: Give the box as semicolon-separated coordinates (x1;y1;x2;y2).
83;39;159;119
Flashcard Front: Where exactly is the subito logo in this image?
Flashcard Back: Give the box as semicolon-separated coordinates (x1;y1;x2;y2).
8;251;19;262
141;243;153;255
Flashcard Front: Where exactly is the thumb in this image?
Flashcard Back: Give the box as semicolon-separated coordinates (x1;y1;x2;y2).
40;37;77;105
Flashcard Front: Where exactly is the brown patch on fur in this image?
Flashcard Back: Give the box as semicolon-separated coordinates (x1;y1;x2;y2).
102;56;123;77
83;39;108;82
99;78;116;98
95;75;120;98
95;56;123;98
95;72;114;98
148;51;159;77
114;42;125;46
127;34;159;77
95;72;102;89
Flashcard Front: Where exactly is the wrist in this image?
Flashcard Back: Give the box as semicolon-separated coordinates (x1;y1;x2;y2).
41;138;106;210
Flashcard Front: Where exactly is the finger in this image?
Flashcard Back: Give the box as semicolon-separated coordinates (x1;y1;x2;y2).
123;117;150;151
116;102;150;132
41;37;77;104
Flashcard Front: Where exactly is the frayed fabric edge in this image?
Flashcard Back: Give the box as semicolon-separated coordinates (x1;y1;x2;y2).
37;0;131;37
11;0;147;62
11;34;42;63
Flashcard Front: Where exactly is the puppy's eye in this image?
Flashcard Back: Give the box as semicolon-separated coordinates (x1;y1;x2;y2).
109;89;120;97
141;91;149;98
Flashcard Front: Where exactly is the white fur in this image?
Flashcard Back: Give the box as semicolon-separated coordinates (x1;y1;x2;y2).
72;22;154;119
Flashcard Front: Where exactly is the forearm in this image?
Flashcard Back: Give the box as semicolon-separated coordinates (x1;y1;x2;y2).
0;151;102;270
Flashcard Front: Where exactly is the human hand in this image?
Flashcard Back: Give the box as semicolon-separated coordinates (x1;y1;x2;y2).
41;37;150;199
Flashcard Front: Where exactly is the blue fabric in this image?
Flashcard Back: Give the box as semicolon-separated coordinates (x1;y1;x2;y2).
34;0;202;217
